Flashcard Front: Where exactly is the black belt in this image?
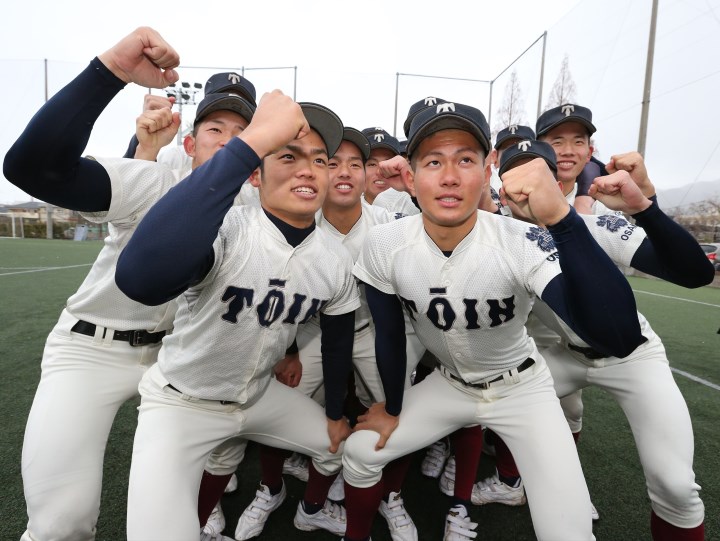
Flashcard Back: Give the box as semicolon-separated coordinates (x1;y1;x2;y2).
167;383;237;405
71;320;166;347
567;343;606;360
354;323;370;333
448;358;535;390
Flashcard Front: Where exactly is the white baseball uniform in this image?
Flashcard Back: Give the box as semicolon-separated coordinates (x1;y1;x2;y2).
20;157;184;541
533;211;705;529
126;203;361;539
344;211;601;541
370;187;420;216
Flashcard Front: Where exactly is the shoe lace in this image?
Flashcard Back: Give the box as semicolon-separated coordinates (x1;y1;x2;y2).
446;507;478;540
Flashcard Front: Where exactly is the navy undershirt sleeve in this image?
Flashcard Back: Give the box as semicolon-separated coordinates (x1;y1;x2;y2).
629;200;715;288
541;208;645;358
364;284;407;416
320;311;355;420
575;157;606;197
123;135;140;160
115;137;260;305
3;58;125;212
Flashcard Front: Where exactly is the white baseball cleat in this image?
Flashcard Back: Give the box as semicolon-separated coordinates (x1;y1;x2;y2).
234;482;287;540
224;473;238;493
421;438;451;478
591;502;600;521
283;452;310;482
293;499;347;536
438;455;456;497
202;503;226;536
328;472;345;502
444;504;478;541
471;474;527;506
379;491;418;541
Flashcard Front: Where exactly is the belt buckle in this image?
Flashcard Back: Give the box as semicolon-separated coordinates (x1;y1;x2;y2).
128;330;146;347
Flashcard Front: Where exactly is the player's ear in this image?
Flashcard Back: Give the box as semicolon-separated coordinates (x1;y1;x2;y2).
402;164;416;197
587;143;594;163
183;133;196;157
249;167;261;188
487;148;498;168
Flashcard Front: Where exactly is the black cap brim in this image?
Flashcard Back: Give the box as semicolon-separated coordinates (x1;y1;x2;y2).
300;103;344;157
499;142;558;177
537;116;596;137
341;128;371;161
408;115;491;157
194;94;255;126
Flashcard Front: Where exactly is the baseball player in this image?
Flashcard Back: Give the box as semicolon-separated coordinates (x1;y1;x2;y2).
339;100;647;541
360;127;402;205
2;27;270;541
115;90;365;540
234;126;422;541
526;108;710;540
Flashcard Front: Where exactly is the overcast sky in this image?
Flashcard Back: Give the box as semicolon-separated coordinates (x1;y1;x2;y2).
2;0;719;204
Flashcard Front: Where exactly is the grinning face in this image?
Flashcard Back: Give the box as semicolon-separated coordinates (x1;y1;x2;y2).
250;129;329;228
539;122;593;191
405;129;489;248
326;140;366;210
363;147;397;203
185;110;249;169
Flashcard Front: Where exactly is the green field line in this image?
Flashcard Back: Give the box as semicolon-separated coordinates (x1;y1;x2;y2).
0;263;92;276
632;288;720;308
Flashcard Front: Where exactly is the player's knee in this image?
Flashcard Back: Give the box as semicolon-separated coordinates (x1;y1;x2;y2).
647;472;704;526
27;508;97;541
341;431;386;487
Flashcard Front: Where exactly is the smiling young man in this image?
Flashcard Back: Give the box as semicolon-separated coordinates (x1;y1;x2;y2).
361;127;401;205
489;140;711;541
339;102;648;541
115;93;365;540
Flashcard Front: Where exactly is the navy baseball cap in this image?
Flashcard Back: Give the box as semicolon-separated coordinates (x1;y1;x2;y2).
340;127;371;161
362;127;400;156
300;102;344;157
536;103;596;137
204;72;257;106
403;96;448;137
194;92;256;127
406;102;491;158
494;125;536;150
499;140;558;176
398;139;408;156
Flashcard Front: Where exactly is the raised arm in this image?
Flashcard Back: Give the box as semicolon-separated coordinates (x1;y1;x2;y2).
3;27;179;212
115;90;309;305
502;158;645;358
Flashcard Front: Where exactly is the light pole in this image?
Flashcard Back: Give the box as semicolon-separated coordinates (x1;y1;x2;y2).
164;81;203;145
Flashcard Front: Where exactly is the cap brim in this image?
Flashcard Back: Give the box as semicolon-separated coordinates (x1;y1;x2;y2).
194;94;255;126
300;103;344;157
494;134;524;150
537;117;596;137
408;115;491;157
341;128;371;161
499;151;557;176
369;142;399;156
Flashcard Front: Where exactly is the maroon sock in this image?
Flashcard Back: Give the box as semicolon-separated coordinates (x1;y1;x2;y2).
259;444;291;494
382;455;413;496
494;434;520;479
345;480;385;540
198;470;233;527
303;461;339;506
572;430;581;444
651;511;704;541
450;426;484;501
